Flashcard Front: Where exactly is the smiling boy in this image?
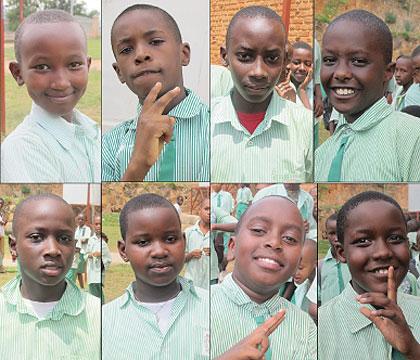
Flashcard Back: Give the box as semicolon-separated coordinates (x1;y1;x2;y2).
319;191;420;359
0;194;100;359
102;193;209;359
102;4;209;181
1;10;100;183
315;10;420;182
212;196;316;359
211;6;313;182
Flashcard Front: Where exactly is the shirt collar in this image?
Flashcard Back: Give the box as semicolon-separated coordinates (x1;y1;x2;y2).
1;275;86;320
340;282;416;334
220;273;286;316
119;276;198;309
129;88;203;130
335;97;392;133
212;92;294;130
191;220;209;237
29;102;99;150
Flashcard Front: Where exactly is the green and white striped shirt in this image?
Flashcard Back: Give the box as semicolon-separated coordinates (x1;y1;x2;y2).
102;89;209;181
319;282;420;360
315;97;420;182
1;102;100;183
211;274;317;359
211;93;313;182
236;186;253;205
0;276;100;360
102;277;209;359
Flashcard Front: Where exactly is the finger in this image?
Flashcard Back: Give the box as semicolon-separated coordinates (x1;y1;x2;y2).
387;266;397;303
162;117;176;144
286;70;291;83
360;307;390;330
258;335;269;355
262;309;286;336
357;293;391;308
143;82;162;110
153;86;181;114
275;85;282;96
370;309;397;320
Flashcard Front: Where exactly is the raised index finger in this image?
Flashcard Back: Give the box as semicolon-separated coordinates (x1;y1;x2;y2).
152;86;181;114
387;265;397;303
142;82;162;111
259;309;286;336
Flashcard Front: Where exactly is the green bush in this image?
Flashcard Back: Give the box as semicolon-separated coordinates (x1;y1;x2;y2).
385;12;397;24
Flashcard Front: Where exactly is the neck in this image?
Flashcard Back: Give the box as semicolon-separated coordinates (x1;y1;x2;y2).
343;95;383;124
232;89;272;113
199;220;210;233
232;271;277;304
403;81;413;93
20;277;66;302
134;278;181;303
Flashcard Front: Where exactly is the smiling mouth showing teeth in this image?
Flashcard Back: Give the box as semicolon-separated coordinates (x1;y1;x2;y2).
373;268;388;274
259;258;279;265
335;88;355;95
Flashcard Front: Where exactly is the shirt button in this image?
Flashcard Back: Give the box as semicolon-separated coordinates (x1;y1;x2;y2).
247;140;254;146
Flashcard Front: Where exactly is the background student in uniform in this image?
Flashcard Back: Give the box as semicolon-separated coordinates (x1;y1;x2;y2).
0;194;100;359
393;55;415;111
102;194;209;359
319;191;420;359
102;4;209;182
1;10;100;183
75;213;92;289
212;196;316;359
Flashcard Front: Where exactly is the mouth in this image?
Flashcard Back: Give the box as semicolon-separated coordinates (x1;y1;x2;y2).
253;256;283;271
244;84;270;93
149;262;173;274
330;87;358;97
40;263;63;277
368;265;395;279
132;69;161;79
46;93;75;103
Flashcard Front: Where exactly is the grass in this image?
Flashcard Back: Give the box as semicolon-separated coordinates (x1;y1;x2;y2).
319;123;330;145
0;267;19;287
103;264;134;303
4;69;100;137
318;239;330;260
103;213;120;253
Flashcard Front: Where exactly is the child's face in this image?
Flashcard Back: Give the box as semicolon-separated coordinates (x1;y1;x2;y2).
199;199;211;226
230;197;304;298
325;219;338;248
321;20;393;123
13;198;76;287
10;22;90;122
293;241;316;285
94;217;101;234
222;16;285;105
337;200;410;295
77;215;86;227
119;207;185;288
413;55;420;83
112;9;190;103
395;57;414;86
290;48;312;84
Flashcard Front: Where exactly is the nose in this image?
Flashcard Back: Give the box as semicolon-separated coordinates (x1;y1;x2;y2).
43;236;61;257
298;62;306;72
150;240;168;258
333;60;352;81
50;68;71;90
264;233;282;251
134;43;152;64
372;239;393;260
250;56;268;79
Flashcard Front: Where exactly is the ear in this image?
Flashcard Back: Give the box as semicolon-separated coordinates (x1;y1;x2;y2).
384;61;396;82
87;56;92;71
9;62;24;86
335;242;347;264
226;235;236;262
112;62;126;84
180;42;191;66
9;234;17;258
220;45;229;67
117;239;129;262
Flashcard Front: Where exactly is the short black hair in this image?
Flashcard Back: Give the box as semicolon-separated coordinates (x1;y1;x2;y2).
14;9;86;63
325;213;338;226
326;10;393;64
119;193;181;240
111;4;182;54
12;193;74;236
234;195;297;235
336;191;406;245
226;6;285;49
401;105;420;118
292;41;312;52
396;55;412;62
411;45;420;58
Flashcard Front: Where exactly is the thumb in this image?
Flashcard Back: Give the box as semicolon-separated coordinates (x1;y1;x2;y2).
163;117;176;144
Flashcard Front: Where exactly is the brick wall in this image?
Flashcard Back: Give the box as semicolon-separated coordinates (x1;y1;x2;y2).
211;0;313;64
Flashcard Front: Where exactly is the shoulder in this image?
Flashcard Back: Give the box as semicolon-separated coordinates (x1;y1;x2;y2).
102;293;127;316
103;118;136;143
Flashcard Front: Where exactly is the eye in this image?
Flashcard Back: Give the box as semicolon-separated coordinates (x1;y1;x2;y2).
34;64;50;71
282;236;297;245
388;234;407;243
29;233;43;242
354;238;371;246
59;234;73;243
352;58;369;66
250;228;266;235
166;235;178;243
237;52;252;62
266;55;280;64
322;57;336;66
69;62;83;70
150;39;164;46
135;238;149;247
120;47;133;55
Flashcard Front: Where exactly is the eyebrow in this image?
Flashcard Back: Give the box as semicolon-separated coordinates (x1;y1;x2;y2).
116;29;166;46
248;216;302;231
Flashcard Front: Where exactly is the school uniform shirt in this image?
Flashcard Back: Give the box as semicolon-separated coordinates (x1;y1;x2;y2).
291;278;311;312
0;276;100;360
211;273;317;359
253;184;317;242
102;89;209;181
320;248;351;305
1;102;100;183
236;186;253;205
319;282;420;360
211;93;313;182
184;221;210;289
102;277;209;359
405;83;420;107
392;85;408;111
85;234;102;285
75;225;92;255
211;190;234;214
315;97;420;182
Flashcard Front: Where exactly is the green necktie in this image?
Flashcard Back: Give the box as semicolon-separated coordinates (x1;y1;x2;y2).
328;135;349;181
158;137;176;181
255;315;272;360
217;193;222;207
391;348;406;360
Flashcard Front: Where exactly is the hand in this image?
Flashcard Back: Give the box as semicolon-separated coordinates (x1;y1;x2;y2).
299;67;313;91
217;310;286;360
358;266;420;359
314;85;324;117
328;121;337;136
190;249;202;259
92;251;101;257
122;82;180;181
275;72;296;103
203;247;210;256
303;220;309;233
